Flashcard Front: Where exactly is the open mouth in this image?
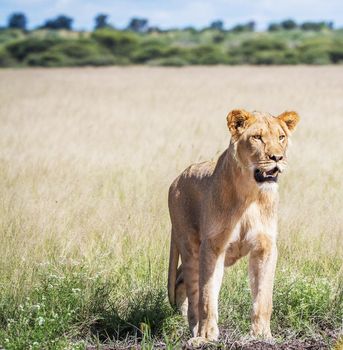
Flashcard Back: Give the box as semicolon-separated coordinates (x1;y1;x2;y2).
254;167;279;183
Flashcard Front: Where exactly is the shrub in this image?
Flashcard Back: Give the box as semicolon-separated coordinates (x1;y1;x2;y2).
147;56;188;67
329;43;343;63
5;37;62;61
231;21;255;33
50;40;113;65
188;45;228;64
131;40;168;63
300;48;331;64
50;40;101;59
228;37;289;64
0;29;23;44
0;27;342;67
212;33;225;43
240;37;288;53
251;50;287;65
301;21;333;31
25;51;67;67
0;48;16;67
23;39;118;67
92;29;138;56
280;50;300;64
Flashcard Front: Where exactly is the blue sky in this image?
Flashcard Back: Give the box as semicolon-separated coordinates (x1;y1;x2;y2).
1;0;342;30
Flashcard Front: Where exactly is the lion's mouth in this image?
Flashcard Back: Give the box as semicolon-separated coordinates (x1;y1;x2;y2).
254;167;280;183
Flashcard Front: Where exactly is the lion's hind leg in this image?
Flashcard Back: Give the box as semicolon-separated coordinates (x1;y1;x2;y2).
175;265;188;317
179;233;201;338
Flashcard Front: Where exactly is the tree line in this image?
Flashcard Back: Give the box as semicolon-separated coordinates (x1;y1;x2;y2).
5;12;335;33
1;12;342;67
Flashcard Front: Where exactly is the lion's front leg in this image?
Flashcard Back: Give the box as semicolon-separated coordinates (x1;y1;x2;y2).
198;239;225;341
248;234;277;339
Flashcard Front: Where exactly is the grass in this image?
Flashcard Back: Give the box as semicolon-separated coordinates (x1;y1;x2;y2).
0;66;342;349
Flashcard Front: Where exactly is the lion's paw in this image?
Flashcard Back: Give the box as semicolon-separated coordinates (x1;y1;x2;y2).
187;336;214;348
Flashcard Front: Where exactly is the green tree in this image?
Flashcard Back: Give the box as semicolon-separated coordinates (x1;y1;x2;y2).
8;12;27;30
40;15;73;30
280;19;297;30
231;21;255;32
95;14;110;30
210;20;224;31
268;23;282;31
301;21;333;31
127;18;148;33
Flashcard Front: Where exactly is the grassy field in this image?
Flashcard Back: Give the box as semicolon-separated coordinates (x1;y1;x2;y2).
0;66;342;349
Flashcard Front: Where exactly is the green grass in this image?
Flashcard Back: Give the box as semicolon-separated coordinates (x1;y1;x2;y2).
0;250;341;349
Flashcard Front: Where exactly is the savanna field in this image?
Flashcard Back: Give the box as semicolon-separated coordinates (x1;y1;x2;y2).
0;66;342;349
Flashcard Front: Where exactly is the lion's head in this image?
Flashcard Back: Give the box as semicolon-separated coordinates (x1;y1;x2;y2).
227;109;299;188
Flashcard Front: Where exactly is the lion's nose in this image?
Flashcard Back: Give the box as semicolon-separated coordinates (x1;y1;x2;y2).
269;154;283;162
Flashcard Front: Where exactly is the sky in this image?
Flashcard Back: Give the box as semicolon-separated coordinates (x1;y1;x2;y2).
1;0;342;31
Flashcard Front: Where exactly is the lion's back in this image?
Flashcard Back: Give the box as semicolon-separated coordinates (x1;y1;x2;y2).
168;160;216;230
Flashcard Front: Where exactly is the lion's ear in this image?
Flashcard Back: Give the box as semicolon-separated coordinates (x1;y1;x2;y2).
277;111;300;133
227;109;255;140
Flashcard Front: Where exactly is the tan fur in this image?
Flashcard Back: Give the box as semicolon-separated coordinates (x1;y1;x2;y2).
168;109;299;342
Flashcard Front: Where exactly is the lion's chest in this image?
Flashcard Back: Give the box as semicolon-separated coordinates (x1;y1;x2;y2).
224;202;277;266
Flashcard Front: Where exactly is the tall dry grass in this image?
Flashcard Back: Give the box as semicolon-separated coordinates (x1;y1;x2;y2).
0;66;342;348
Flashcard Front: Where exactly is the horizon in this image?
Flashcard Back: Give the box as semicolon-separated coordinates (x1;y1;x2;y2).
1;0;343;31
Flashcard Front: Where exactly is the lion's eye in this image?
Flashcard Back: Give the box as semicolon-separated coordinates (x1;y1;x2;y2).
279;135;285;141
253;135;262;141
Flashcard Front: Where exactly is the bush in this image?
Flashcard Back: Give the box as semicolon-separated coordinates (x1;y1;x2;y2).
228;37;289;64
131;40;168;63
251;50;287;65
329;49;343;63
92;29;138;56
297;38;333;64
0;27;342;67
300;48;331;64
147;56;188;67
0;29;23;44
240;37;288;53
301;21;333;31
50;40;101;59
5;37;62;61
25;51;67;67
22;39;117;67
0;48;16;67
212;32;225;43
188;45;228;64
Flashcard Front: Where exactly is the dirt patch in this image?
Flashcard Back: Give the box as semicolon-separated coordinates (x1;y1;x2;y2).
86;337;337;350
213;338;330;350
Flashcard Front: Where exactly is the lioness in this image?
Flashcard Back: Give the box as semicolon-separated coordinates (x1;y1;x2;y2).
168;109;299;342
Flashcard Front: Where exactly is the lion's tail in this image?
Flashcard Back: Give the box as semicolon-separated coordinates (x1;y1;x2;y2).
168;230;179;306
